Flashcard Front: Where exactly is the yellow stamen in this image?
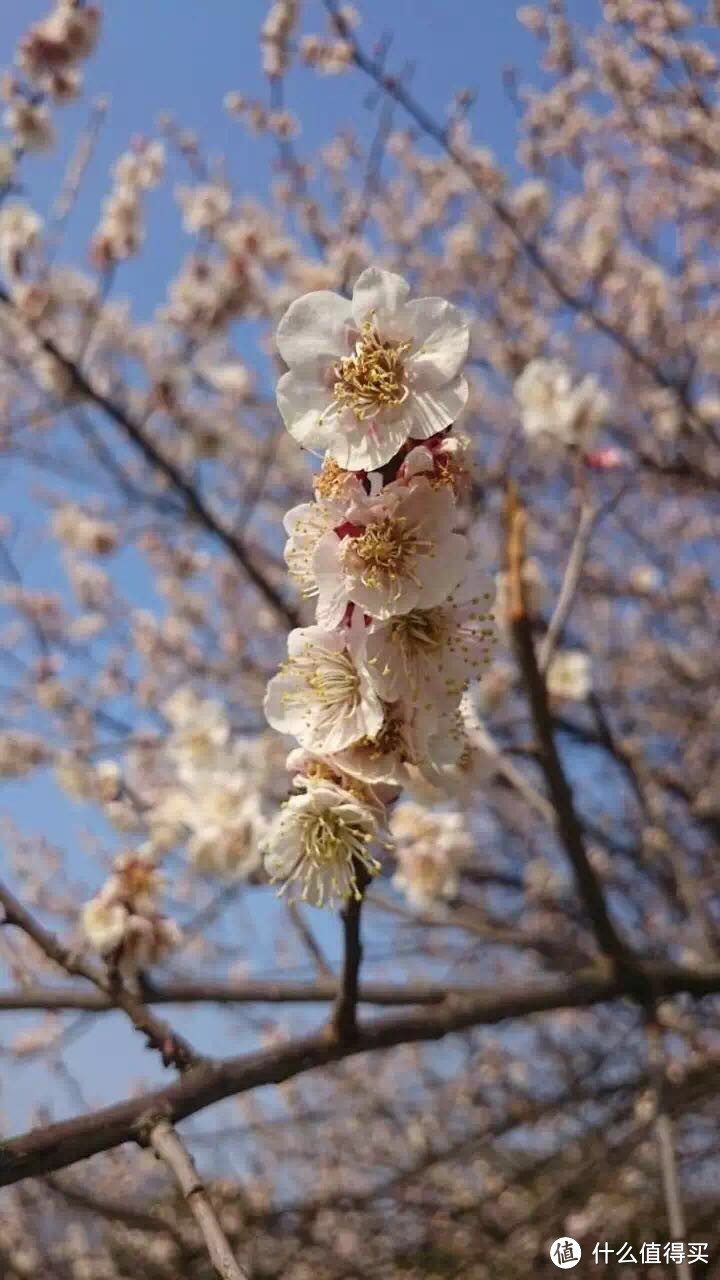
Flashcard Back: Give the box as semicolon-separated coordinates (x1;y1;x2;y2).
332;319;411;420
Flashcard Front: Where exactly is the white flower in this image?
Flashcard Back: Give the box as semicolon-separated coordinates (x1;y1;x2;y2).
263;777;382;907
546;650;592;701
163;688;230;779
283;472;367;598
0;202;42;278
391;802;472;911
514;358;609;447
81;896;128;954
119;914;182;975
365;567;495;712
264;616;383;754
0;731;47;778
329;699;463;793
313;476;468;625
186;785;264;879
178;183;232;234
276;266;470;471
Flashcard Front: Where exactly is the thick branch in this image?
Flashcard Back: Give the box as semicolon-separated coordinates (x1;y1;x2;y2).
1;962;719;1188
0;976;494;1012
149;1120;249;1280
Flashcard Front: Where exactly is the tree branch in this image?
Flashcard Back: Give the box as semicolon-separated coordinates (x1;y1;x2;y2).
0;285;298;629
0;877;200;1070
0;975;504;1012
1;962;719;1188
149;1120;250;1280
504;490;633;971
331;864;370;1041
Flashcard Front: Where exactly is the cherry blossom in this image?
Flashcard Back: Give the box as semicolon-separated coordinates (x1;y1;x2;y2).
264;617;384;754
263;776;383;907
275;266;470;471
313;475;468;624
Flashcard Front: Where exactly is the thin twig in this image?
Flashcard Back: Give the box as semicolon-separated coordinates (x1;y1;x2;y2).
504;489;633;971
538;502;598;673
0;285;298;628
149;1120;250;1280
0;877;199;1069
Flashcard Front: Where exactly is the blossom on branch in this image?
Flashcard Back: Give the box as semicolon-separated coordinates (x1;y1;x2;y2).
264;267;493;906
514;357;609;449
264;776;382;908
276;266;470;471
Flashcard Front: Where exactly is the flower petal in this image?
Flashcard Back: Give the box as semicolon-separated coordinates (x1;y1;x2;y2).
276;291;352;368
326;410;411;472
405;297;470;385
277;370;339;453
405;375;469;440
351;266;410;330
313;533;349;628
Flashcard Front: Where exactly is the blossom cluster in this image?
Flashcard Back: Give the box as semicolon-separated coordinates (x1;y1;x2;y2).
81;850;181;978
149;688;267;879
263;267;494;907
2;0;100;160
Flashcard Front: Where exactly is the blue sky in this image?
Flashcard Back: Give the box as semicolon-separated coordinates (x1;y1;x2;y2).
0;1;604;1137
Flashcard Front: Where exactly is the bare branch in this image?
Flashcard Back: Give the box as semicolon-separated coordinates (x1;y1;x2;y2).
1;961;719;1188
149;1120;250;1280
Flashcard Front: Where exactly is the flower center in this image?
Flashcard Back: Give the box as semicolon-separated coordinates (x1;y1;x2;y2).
301;812;365;867
390;608;443;651
333;319;411;420
359;707;405;758
314;457;351;498
350;516;430;591
305;651;360;710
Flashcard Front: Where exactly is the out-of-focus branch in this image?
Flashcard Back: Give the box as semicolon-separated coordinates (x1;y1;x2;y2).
2;960;720;1188
0;877;199;1069
504;489;633;970
149;1120;250;1280
322;0;704;428
0;284;298;629
539;502;599;673
646;1019;691;1280
0;975;509;1012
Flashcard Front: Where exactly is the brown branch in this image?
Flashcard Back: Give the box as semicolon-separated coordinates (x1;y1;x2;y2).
149;1120;250;1280
1;961;719;1188
0;975;496;1012
0;285;298;629
504;490;633;971
0;877;200;1070
646;1019;692;1280
331;863;370;1041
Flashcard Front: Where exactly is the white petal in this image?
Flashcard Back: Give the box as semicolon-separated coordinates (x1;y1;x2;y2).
276;291;352;368
277;370;339;453
326;410;411;471
406;376;469;440
405;297;470;385
413;534;468;608
313;533;349;628
351;266;410;330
